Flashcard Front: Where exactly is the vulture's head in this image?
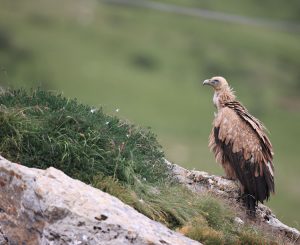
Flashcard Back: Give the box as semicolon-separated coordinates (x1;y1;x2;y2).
203;76;229;91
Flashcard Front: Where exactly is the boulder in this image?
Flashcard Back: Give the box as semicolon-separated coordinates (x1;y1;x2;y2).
1;153;298;245
0;156;200;245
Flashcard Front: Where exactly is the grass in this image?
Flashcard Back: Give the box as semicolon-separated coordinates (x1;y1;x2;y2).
0;89;168;185
0;0;299;226
0;88;282;244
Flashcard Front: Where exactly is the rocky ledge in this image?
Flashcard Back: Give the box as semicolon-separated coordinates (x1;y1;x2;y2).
167;160;300;244
0;156;200;245
0;154;299;245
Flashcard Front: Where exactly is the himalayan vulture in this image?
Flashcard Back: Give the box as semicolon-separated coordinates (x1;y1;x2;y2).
203;76;274;215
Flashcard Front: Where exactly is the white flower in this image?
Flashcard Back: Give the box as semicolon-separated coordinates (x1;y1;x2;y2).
115;108;120;112
105;121;109;125
126;134;130;138
90;108;97;113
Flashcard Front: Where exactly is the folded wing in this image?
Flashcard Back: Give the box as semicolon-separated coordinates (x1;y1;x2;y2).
209;102;274;211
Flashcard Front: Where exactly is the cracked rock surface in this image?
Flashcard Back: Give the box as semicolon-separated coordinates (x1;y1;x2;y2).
0;156;200;245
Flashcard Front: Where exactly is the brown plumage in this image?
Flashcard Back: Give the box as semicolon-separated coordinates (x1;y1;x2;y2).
203;76;274;215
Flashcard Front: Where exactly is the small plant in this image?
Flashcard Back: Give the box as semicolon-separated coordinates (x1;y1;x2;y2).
179;216;225;245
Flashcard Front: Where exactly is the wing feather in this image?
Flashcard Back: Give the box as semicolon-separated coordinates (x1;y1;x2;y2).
225;101;273;161
209;103;275;210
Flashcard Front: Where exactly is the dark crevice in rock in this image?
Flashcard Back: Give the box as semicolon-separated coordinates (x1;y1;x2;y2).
94;214;108;221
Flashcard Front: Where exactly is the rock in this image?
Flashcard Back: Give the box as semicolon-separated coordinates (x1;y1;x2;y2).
0;156;201;245
234;217;244;226
166;159;300;244
1;152;298;245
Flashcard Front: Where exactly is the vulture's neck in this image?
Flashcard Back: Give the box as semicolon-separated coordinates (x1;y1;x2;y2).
213;87;236;110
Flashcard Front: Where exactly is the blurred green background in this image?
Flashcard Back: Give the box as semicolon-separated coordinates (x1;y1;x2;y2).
0;0;299;227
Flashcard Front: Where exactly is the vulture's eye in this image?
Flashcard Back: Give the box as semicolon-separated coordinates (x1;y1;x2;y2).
212;79;219;84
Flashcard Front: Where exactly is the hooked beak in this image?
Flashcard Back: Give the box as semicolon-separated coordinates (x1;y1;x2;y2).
203;79;211;86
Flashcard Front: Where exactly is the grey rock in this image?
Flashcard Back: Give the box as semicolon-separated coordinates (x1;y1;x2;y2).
2;151;298;245
0;156;200;245
166;159;300;244
0;228;8;245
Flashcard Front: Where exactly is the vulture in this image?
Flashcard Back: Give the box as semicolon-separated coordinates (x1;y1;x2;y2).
203;76;274;215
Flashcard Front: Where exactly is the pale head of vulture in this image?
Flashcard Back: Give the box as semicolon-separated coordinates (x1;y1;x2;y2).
203;76;229;91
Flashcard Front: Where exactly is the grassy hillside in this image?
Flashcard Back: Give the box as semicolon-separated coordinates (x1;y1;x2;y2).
0;89;285;244
0;0;299;226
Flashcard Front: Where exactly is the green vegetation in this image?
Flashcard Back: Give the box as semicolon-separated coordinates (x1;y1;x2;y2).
0;89;279;244
153;0;300;21
0;89;168;184
181;215;278;245
0;0;299;226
